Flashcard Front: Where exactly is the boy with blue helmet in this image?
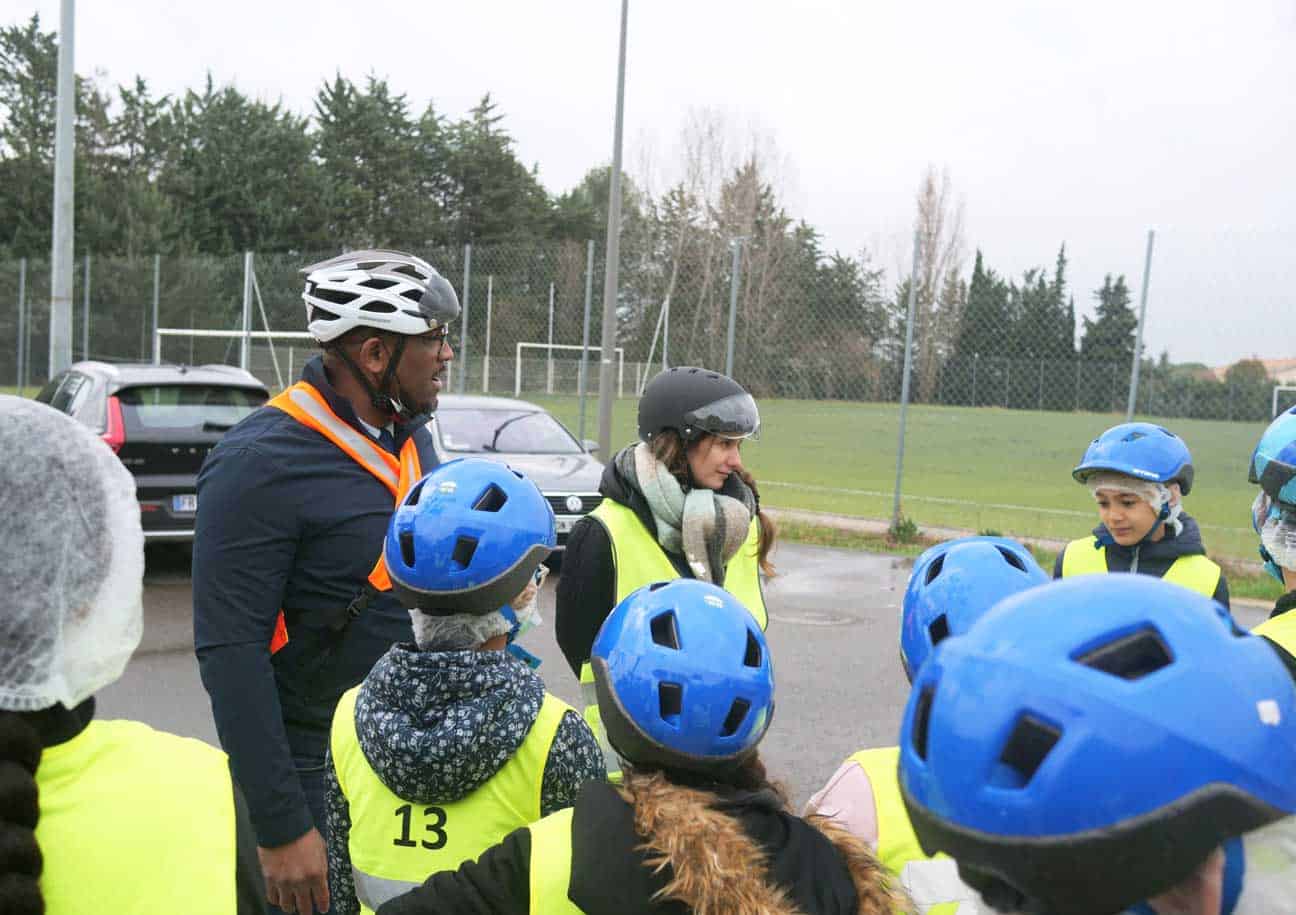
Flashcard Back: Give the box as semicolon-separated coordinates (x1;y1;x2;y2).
1248;407;1296;661
324;459;604;915
378;579;906;915
899;575;1296;915
1057;422;1229;607
807;536;1048;913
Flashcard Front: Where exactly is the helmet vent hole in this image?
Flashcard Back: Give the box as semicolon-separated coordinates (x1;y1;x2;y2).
648;581;671;592
1121;431;1147;442
310;306;338;323
473;484;508;512
650;611;680;650
312;288;360;306
658;682;683;726
927;613;950;647
743;629;762;667
399;530;417;568
924;554;945;584
400;288;424;302
450;536;478;570
1074;627;1173;680
360;278;398;290
720;698;751;737
996;546;1027;572
992;715;1061;789
359;300;398;314
357;261;385;271
406;480;425;506
392;264;427;280
912;686;935;760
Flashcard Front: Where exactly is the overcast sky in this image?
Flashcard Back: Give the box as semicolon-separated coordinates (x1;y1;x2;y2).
12;0;1296;365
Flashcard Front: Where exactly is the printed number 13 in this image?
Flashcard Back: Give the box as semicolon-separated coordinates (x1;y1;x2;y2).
393;803;448;850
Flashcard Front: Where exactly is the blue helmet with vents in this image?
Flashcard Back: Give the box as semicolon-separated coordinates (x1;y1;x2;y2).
898;575;1296;915
1250;407;1296;512
591;579;774;776
900;536;1049;682
384;459;555;615
1073;422;1194;494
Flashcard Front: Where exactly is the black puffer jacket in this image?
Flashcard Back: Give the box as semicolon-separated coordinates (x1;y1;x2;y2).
324;644;605;915
1052;513;1230;608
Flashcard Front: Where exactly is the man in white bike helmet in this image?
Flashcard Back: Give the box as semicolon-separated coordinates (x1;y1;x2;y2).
194;250;458;915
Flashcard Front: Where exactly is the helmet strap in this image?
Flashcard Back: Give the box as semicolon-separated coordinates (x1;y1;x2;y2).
376;335;415;422
330;339;407;421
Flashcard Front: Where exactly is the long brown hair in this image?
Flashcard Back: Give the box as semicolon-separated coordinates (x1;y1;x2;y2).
649;431;777;576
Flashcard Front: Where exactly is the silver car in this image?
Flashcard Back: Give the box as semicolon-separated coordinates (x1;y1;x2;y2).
430;395;604;554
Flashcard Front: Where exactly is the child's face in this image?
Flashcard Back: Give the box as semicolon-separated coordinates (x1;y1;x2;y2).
1094;488;1161;546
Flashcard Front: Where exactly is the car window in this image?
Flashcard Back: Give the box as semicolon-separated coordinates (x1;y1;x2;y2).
115;385;267;432
35;372;69;406
48;373;88;414
437;408;583;454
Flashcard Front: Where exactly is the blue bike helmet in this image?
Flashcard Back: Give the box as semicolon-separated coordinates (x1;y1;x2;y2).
900;536;1049;682
899;575;1296;915
1073;422;1194;494
384;459;555;614
1249;407;1296;512
591;579;774;776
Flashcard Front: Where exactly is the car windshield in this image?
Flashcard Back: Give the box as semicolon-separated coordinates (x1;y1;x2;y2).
116;385;266;432
437;408;583;454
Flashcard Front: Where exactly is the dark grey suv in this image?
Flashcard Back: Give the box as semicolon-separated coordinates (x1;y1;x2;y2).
36;362;268;540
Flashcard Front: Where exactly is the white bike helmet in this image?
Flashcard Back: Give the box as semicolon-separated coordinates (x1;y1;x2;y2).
301;249;460;343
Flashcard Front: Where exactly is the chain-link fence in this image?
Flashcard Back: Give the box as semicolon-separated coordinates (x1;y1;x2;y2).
5;233;1291;563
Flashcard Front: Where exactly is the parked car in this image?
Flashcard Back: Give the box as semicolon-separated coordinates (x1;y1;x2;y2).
430;395;604;555
36;362;269;541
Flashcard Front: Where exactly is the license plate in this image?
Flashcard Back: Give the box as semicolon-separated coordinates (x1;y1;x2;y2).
556;517;575;534
172;493;198;513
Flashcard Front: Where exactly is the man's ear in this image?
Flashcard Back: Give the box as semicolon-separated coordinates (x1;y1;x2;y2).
1166;482;1183;507
355;335;390;374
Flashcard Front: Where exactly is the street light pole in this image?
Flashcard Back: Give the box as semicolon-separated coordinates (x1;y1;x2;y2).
596;0;629;458
48;0;76;377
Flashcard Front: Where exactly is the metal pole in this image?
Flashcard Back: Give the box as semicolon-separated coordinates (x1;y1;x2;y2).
240;252;252;369
152;253;162;364
662;293;669;370
81;251;90;360
725;237;745;377
48;0;76;377
596;0;629;458
483;275;493;393
547;282;555;394
971;352;979;406
460;243;472;393
1126;229;1156;421
578;239;594;443
16;260;27;391
891;230;922;527
1075;359;1082;411
1038;359;1045;410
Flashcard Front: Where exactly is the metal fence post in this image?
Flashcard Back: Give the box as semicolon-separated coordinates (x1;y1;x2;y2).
725;237;744;377
460;243;472;393
82;251;90;360
578;239;594;443
1038;359;1045;410
483;275;494;393
891;230;922;528
1126;229;1156;421
1075;359;1082;411
1003;359;1011;408
16;258;27;393
971;352;979;406
546;282;555;394
153;254;163;365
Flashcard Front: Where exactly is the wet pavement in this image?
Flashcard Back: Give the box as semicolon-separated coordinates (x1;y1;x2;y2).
99;541;1268;810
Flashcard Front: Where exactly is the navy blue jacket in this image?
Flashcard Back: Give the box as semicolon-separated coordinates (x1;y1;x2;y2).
193;356;435;848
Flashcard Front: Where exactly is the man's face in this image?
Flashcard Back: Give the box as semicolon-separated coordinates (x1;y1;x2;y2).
394;327;455;414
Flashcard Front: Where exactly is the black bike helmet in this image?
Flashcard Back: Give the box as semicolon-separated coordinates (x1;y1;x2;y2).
637;367;760;444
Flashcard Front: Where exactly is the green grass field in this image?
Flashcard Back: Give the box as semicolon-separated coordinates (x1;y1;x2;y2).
528;395;1268;564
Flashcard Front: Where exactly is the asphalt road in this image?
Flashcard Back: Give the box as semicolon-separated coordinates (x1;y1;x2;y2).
99;542;1270;811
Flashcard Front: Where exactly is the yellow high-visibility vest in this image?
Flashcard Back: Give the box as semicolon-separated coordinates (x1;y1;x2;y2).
1255;611;1296;656
527;806;585;915
1060;536;1221;597
36;719;237;914
579;499;767;772
331;685;571;914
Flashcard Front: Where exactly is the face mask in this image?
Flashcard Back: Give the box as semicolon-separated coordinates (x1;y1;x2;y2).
499;565;549;669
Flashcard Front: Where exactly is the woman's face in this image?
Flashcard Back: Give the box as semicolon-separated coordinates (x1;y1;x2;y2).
1095;488;1162;546
686;435;744;490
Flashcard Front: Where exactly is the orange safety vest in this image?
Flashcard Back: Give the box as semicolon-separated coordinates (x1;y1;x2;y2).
266;380;438;653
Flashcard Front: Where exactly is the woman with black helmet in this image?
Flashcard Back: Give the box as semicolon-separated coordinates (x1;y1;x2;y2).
555;367;776;769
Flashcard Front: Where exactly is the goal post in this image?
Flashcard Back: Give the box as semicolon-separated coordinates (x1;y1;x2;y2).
514;342;624;398
155;328;315;391
1273;385;1296;418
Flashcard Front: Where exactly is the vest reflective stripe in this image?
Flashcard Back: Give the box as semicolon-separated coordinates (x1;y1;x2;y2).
1254;612;1296;655
580;499;769;774
1060;536;1222;597
528;807;584;915
331;686;571;914
266;380;435;649
36;720;236;914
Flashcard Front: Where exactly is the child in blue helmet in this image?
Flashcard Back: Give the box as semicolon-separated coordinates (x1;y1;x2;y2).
1058;421;1229;607
1248;407;1296;664
899;575;1296;915
805;536;1048;913
377;579;907;915
323;460;605;915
